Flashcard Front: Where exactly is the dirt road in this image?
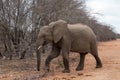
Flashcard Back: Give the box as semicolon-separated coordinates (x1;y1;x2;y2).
0;40;120;80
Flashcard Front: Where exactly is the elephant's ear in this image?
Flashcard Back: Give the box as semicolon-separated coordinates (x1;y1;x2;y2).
49;20;68;43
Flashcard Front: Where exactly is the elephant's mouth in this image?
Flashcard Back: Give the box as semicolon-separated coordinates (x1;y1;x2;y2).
38;40;52;54
39;41;48;53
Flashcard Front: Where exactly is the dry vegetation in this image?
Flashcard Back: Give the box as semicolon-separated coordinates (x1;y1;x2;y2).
0;40;120;80
0;0;117;59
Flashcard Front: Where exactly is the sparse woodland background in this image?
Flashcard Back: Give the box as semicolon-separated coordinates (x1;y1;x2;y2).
0;0;119;59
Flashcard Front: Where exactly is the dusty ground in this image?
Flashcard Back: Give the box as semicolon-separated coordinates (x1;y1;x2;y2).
0;39;120;80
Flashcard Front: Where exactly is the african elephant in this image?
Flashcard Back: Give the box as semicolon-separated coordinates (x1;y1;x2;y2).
36;20;102;73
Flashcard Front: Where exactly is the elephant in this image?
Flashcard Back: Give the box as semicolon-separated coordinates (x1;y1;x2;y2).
36;20;102;73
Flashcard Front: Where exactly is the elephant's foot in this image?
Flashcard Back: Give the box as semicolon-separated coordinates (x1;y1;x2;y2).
62;69;70;73
96;64;102;68
76;67;83;71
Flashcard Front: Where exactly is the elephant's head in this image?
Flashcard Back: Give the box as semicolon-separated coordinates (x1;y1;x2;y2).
36;20;70;71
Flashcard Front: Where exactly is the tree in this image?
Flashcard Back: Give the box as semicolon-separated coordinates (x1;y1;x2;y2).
0;0;117;59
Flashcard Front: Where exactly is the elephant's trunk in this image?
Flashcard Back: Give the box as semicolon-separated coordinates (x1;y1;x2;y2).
36;39;45;71
36;46;41;71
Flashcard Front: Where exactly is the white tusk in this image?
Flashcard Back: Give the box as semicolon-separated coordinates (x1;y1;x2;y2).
38;46;42;50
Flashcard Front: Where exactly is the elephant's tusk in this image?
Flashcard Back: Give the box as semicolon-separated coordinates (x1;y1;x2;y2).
38;46;42;50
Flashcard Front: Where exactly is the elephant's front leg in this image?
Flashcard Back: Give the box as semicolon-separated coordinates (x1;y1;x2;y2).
61;39;71;73
44;45;60;72
62;50;70;73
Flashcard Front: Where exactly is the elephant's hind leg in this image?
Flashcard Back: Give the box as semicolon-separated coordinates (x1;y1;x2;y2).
93;54;102;68
90;43;102;68
76;52;88;71
91;52;102;68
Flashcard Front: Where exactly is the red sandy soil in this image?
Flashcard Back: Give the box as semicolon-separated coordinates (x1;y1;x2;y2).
0;39;120;80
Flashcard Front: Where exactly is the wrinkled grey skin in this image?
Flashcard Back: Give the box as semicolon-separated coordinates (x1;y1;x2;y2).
36;20;102;73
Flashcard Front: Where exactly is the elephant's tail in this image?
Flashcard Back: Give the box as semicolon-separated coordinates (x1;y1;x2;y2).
90;41;98;56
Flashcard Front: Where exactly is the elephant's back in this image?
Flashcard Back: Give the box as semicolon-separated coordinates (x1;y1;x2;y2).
68;23;96;39
68;24;96;53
